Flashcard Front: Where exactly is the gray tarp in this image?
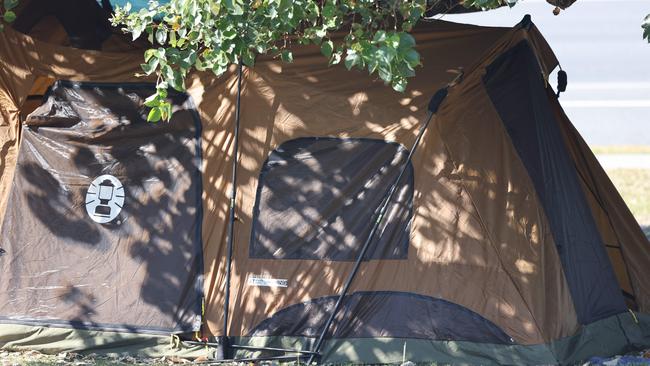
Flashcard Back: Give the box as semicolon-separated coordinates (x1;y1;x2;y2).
0;81;203;334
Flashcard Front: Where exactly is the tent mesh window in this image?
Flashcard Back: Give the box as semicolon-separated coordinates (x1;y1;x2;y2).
249;137;414;261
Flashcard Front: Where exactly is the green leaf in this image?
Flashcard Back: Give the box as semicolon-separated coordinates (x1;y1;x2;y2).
140;56;159;75
144;48;158;62
322;1;336;18
388;33;401;48
368;57;379;74
211;64;228;76
242;50;256;67
159;101;172;121
344;50;361;70
169;30;177;47
372;30;386;44
170;69;184;91
378;66;392;83
281;50;293;63
144;93;159;108
224;0;244;15
330;51;342;65
392;77;407;93
3;0;18;11
222;28;237;40
398;33;416;50
147;107;162;122
403;49;420;67
155;28;167;44
376;46;392;64
3;10;16;23
131;22;146;41
321;40;334;58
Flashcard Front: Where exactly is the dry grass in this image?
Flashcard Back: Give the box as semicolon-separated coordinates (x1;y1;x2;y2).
0;351;171;366
605;169;650;238
591;145;650;155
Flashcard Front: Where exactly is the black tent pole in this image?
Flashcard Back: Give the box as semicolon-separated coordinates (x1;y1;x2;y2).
307;87;448;364
220;60;244;359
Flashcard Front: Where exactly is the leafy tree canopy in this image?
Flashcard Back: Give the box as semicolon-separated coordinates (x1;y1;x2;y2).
111;0;516;121
1;0;18;30
1;0;648;121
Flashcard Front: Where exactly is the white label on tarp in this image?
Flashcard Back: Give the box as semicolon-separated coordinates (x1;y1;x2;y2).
247;274;288;288
85;175;125;224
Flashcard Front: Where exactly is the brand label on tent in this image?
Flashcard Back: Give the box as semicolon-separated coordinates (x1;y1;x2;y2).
247;274;288;288
85;175;125;224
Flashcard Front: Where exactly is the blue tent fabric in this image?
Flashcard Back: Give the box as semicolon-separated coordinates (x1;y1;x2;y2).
588;355;650;366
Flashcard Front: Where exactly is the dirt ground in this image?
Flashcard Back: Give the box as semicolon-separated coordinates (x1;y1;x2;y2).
0;351;187;366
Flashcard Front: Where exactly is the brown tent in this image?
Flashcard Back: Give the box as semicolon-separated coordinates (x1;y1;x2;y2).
0;7;649;365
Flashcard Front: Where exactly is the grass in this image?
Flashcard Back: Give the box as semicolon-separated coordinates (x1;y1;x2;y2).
605;169;650;235
0;351;174;366
591;145;650;155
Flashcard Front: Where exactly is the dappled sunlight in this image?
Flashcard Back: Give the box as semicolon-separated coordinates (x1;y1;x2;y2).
176;25;581;351
183;34;579;355
0;82;204;337
1;10;647;364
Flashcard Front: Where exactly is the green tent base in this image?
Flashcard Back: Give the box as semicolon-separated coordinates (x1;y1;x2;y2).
3;312;647;364
0;324;210;359
232;312;650;365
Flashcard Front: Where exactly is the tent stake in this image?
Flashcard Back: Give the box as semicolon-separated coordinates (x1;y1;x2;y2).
307;87;448;364
221;60;244;358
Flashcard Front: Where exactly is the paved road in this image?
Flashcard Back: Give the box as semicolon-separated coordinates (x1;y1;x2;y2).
445;0;650;146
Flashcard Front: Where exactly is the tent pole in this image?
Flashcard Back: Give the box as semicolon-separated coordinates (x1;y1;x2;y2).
307;87;448;364
221;60;244;358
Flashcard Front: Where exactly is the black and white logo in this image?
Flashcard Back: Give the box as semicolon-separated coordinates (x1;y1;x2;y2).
85;175;125;224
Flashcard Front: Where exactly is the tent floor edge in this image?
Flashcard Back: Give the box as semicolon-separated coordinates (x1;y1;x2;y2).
0;324;211;360
231;312;650;365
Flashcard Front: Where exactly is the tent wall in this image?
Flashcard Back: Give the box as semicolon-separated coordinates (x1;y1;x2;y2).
483;40;626;324
0;27;149;222
0;82;204;333
0;14;648;364
553;95;650;313
194;22;584;346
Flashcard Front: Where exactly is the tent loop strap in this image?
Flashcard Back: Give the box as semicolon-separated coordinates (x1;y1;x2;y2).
222;60;244;351
306;86;449;364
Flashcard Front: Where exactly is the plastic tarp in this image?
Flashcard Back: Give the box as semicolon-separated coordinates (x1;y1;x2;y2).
0;81;203;334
